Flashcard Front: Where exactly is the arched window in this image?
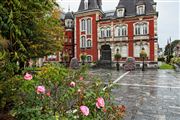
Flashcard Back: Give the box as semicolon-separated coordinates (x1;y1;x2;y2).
81;19;86;31
121;45;128;57
134;44;141;57
115;25;127;37
87;55;92;62
135;23;148;35
80;36;86;48
106;27;111;37
67;20;71;28
87;19;91;34
87;39;92;48
100;28;105;38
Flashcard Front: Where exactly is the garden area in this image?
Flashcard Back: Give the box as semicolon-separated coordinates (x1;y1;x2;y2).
0;64;125;120
0;1;125;119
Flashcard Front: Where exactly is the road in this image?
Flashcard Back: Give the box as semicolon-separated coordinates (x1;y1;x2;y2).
112;70;180;120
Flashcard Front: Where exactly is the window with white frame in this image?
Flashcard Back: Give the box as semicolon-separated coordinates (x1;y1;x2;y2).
100;28;105;38
81;19;86;31
121;45;128;57
87;39;92;48
136;5;145;15
134;23;148;35
87;18;91;34
143;44;149;57
80;36;86;48
134;44;141;57
65;20;72;28
117;8;125;17
106;27;111;37
115;25;127;37
84;0;88;10
87;55;92;62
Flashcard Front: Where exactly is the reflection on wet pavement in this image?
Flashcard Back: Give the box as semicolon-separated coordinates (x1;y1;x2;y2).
90;69;180;120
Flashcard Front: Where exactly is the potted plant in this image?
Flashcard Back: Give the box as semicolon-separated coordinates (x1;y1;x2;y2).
81;54;87;65
63;54;69;67
140;48;147;71
114;53;121;71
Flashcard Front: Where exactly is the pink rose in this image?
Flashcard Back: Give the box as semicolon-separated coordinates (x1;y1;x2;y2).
70;81;76;87
79;76;84;81
96;97;105;109
46;91;51;97
36;86;45;94
80;106;89;116
24;73;33;80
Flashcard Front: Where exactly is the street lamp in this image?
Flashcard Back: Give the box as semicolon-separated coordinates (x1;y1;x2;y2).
140;47;147;71
114;49;121;71
81;53;87;65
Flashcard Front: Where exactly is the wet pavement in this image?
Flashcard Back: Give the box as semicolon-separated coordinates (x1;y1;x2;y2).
90;69;180;120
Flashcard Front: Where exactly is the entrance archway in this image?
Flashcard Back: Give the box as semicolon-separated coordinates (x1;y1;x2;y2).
100;45;112;61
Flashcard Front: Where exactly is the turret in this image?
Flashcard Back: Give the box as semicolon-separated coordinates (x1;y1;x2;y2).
64;9;74;29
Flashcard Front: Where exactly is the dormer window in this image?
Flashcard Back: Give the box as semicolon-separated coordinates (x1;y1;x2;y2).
152;4;156;11
117;8;125;17
84;0;88;10
136;5;145;15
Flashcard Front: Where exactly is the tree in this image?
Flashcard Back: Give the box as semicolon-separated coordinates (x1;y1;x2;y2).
164;40;180;56
164;40;180;63
0;0;64;72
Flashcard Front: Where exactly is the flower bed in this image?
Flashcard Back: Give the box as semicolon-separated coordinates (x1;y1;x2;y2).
7;64;125;120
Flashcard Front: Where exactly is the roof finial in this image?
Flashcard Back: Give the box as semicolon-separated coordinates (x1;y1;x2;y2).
68;4;70;12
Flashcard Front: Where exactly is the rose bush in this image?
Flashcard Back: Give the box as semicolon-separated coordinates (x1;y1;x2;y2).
9;63;125;120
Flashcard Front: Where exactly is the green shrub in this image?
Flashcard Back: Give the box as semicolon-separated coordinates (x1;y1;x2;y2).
9;64;125;120
81;54;87;61
159;63;174;69
166;55;173;63
158;57;165;62
171;57;180;64
114;53;121;61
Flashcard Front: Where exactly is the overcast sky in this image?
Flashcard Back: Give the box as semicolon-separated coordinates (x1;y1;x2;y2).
57;0;180;48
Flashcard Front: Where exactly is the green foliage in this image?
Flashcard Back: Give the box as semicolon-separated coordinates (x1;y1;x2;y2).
114;53;121;61
0;0;64;68
7;64;125;119
159;63;174;69
81;54;87;61
158;57;165;62
166;55;173;64
63;54;69;62
164;40;180;56
171;57;180;64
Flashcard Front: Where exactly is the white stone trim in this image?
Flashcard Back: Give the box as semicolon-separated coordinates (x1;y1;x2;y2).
79;17;92;35
133;21;149;35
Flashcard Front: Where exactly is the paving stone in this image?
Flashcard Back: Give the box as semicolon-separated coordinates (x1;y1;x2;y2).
89;69;180;119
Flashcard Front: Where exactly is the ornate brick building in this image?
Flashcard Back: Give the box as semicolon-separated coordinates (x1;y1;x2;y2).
73;0;158;64
47;0;158;66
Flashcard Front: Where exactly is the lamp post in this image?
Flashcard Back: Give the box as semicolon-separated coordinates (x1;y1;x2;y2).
63;53;69;67
81;53;86;65
140;47;147;71
114;49;121;71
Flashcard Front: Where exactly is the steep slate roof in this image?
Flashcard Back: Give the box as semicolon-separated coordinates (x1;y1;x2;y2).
78;0;102;12
103;10;115;20
65;12;74;19
114;0;156;17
